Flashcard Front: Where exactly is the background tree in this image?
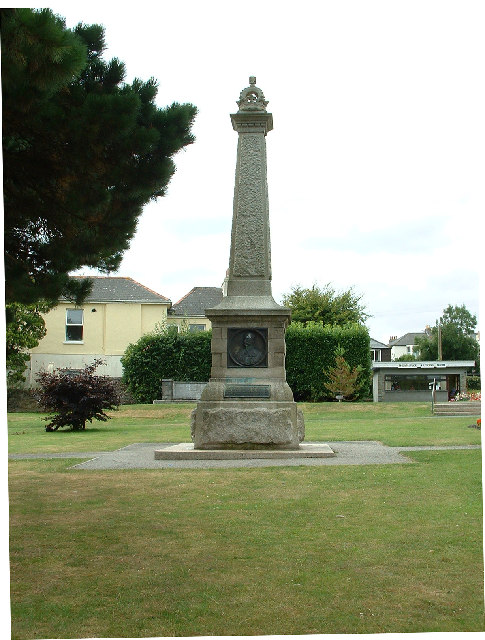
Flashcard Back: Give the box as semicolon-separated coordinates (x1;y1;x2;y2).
322;347;365;400
2;8;197;305
6;302;54;387
415;304;479;362
281;283;369;327
36;360;121;431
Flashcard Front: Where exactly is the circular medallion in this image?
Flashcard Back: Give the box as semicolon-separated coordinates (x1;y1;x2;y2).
228;328;268;368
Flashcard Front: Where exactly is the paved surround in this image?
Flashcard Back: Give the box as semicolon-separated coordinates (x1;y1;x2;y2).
154;442;336;460
8;442;481;470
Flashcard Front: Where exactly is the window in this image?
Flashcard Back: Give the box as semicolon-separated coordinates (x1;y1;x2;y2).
385;374;446;392
189;324;205;332
66;309;84;342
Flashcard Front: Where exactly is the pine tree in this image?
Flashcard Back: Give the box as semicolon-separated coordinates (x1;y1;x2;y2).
2;8;197;304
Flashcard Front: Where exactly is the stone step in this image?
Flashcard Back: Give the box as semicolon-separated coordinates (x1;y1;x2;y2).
155;442;336;460
433;402;481;416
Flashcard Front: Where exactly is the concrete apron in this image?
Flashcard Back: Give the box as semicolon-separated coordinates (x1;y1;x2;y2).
154;442;335;460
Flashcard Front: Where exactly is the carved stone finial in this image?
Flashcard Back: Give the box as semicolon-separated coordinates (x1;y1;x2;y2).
237;77;268;112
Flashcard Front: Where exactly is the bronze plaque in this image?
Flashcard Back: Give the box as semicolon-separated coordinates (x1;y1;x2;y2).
227;328;268;368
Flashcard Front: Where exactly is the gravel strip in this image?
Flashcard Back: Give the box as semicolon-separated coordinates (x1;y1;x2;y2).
9;442;480;470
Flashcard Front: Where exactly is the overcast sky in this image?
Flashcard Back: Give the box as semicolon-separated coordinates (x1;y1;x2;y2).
43;0;482;344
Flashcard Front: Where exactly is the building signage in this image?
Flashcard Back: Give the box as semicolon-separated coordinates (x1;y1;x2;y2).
397;362;447;369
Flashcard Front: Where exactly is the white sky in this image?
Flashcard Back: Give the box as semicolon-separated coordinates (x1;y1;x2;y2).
42;0;483;344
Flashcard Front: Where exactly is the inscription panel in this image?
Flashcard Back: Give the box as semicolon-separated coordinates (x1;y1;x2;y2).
224;384;271;399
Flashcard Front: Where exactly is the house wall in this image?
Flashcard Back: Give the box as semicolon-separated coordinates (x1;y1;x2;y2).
29;353;124;383
28;301;170;385
166;317;212;332
391;344;419;360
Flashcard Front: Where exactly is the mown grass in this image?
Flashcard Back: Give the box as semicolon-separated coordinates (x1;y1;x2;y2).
7;401;482;453
8;449;483;638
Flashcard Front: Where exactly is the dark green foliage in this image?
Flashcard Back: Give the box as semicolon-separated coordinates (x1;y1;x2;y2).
36;360;121;430
6;301;55;387
2;8;197;305
282;283;369;326
395;354;418;362
415;304;479;363
121;329;212;403
286;322;372;401
466;376;481;391
122;324;372;403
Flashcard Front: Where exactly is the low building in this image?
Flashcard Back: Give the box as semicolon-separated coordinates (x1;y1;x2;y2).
372;360;476;402
167;287;222;332
28;277;171;384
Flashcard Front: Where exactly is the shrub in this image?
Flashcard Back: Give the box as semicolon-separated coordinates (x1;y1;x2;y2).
36;359;121;431
121;328;212;403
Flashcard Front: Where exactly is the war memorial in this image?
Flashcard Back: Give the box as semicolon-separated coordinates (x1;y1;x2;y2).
155;78;334;460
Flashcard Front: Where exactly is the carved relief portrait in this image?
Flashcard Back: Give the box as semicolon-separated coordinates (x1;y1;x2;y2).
227;328;268;368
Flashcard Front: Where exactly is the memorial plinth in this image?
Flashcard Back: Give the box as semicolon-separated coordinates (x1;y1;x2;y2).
191;77;305;450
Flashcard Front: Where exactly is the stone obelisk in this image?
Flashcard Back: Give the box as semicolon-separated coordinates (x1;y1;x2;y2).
191;77;304;450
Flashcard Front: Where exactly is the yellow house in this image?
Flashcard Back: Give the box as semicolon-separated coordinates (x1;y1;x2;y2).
28;277;171;385
166;287;222;332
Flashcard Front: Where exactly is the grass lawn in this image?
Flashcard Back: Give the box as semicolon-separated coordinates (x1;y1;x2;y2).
7;402;484;637
7;401;482;454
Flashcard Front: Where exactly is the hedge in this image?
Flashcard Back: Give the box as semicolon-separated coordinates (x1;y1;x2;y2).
121;323;371;403
121;329;212;403
285;322;372;401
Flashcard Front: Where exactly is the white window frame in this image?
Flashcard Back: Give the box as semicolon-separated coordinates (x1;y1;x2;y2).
65;308;84;343
189;323;206;332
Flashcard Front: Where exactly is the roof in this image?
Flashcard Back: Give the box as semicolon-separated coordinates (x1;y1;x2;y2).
62;276;171;304
168;287;223;317
389;332;426;346
370;338;390;349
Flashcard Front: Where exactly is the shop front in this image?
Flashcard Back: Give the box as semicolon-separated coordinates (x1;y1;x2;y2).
372;361;475;402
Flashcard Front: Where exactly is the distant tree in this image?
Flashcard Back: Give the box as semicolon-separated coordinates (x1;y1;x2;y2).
2;8;197;305
439;304;477;335
36;360;121;431
6;301;54;386
322;347;365;400
415;304;479;362
282;283;369;327
395;354;417;362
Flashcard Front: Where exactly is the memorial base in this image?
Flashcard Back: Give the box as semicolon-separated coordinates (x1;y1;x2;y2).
191;399;304;450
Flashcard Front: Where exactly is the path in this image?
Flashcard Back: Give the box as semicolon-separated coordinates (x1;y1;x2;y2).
8;442;481;470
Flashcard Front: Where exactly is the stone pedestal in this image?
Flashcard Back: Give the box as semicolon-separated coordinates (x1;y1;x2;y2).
191;78;304;450
192;310;304;449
